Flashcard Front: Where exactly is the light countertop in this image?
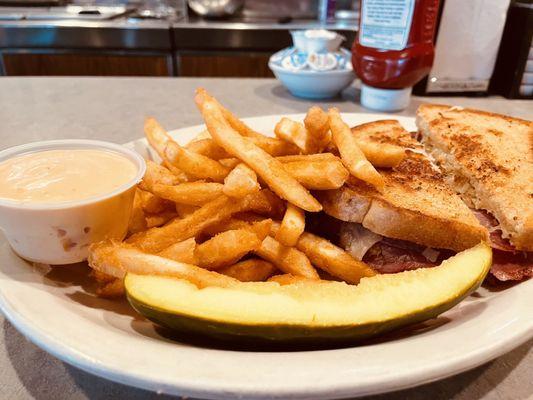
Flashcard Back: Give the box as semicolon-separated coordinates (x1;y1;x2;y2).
0;77;531;400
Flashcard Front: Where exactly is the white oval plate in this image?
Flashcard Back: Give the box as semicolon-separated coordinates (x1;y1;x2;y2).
0;114;532;400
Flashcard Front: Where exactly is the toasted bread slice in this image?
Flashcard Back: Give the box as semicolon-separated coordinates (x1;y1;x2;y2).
416;104;533;251
317;120;488;252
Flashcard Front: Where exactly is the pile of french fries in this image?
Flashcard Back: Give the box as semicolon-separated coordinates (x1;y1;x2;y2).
88;88;406;298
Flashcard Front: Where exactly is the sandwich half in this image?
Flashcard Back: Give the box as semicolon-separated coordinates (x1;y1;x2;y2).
316;120;489;274
416;104;532;281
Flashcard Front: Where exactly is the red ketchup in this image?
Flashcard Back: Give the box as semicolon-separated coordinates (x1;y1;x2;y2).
352;0;440;111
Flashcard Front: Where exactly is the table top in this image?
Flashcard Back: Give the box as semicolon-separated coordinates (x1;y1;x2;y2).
0;77;531;400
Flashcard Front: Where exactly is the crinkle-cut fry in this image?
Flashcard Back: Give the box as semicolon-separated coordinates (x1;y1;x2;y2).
157;237;197;264
141;160;183;187
328;108;384;190
275;203;305;247
219;259;277;282
96;278;125;298
127;190;279;253
175;203;199;218
276;153;338;163
148;182;224;206
195;90;321;212
128;189;147;235
354;139;406;168
304;106;331;152
88;241;238;288
194;227;266;270
270;221;376;284
186;138;232;160
274;117;317;154
267;274;318;285
144;117;230;182
282;160;349;190
223;163;260;198
145;211;177;228
254;236;319;279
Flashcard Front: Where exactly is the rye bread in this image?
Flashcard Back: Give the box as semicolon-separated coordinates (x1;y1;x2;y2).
416;104;533;251
317;120;488;252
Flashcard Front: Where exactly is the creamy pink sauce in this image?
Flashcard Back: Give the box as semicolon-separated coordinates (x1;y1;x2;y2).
0;149;137;203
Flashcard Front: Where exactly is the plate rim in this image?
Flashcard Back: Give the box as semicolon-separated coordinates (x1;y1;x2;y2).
1;112;532;399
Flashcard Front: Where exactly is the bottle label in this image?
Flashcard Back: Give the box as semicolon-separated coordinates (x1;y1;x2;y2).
359;0;415;51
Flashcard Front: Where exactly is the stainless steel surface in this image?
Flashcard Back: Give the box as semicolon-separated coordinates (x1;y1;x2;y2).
0;17;172;49
171;17;356;50
0;13;356;51
187;0;243;17
21;5;133;21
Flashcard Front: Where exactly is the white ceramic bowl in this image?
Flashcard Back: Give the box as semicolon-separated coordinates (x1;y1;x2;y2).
0;140;145;265
269;61;355;99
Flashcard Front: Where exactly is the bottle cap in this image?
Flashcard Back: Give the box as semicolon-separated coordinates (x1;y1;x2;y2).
360;84;412;112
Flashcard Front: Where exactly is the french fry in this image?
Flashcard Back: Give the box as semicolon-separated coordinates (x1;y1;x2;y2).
157;237;197;264
248;135;301;156
138;190;173;214
240;189;285;218
276;153;338;163
195;90;322;212
304;106;331;152
195;226;267;270
162;160;189;182
128;195;234;252
128;191;279;253
218;158;241;169
145;211;176;228
186;138;232;160
175;203;199;218
144;117;230;182
164;141;230;182
274;117;316;154
141;160;183;188
328;108;384;190
223;163;260;198
88;241;238;288
354;139;405;168
96;278;125;298
128;189;147;235
205;95;266;140
219;259;276;282
267;274;317;285
254;236;319;279
282;160;349;190
148;182;224;206
275;203;305;247
271;221;376;284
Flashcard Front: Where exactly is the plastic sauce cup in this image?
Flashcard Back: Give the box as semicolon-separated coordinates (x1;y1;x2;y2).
0;140;146;265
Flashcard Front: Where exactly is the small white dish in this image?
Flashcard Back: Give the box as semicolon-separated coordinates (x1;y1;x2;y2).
269;60;355;99
291;29;345;53
0;140;145;265
0;114;531;399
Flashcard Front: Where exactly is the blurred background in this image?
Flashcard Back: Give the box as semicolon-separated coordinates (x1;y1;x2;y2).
0;0;531;99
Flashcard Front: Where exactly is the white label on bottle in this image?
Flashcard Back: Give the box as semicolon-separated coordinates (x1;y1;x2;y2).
359;0;415;51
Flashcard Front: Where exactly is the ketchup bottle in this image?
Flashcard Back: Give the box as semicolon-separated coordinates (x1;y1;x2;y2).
352;0;440;111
